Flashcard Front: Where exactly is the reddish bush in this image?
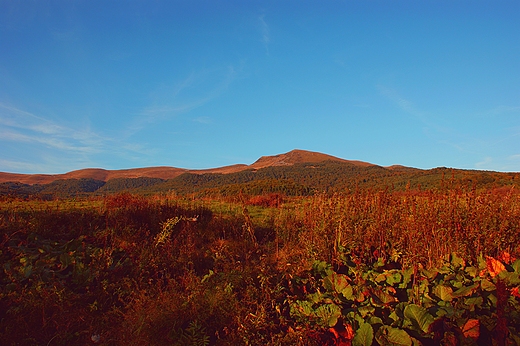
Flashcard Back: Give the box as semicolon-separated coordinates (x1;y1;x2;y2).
247;193;284;208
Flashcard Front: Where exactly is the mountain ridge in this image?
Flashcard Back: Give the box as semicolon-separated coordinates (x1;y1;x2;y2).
1;149;519;198
0;149;374;185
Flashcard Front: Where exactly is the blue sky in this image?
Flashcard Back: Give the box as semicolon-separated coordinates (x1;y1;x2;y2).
1;0;519;174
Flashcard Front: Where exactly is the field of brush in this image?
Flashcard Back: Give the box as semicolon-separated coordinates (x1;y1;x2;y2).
1;187;520;345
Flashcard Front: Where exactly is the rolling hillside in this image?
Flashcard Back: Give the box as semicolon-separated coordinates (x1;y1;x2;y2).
0;149;519;198
0;149;368;184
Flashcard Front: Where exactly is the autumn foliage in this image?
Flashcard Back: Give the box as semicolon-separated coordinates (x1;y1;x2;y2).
1;186;520;345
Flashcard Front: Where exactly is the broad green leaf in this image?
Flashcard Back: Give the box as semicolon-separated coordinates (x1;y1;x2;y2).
367;316;383;326
290;300;314;318
400;267;413;289
324;273;353;299
353;313;365;326
512;259;520;273
341;284;354;300
374;258;385;268
433;285;453;302
353;322;373;346
438;265;451;275
453;283;478;298
465;266;478;278
464;296;483;309
450;253;465;268
480;279;495;291
451;280;463;289
375;325;412;346
315;303;341;327
477;254;487;271
323;275;334;292
436;305;456;318
487;293;497;306
404;304;434;334
358;305;375;318
370;287;396;305
422;268;439;281
308;292;323;304
312;260;333;278
389;310;400;323
499;271;520;285
386;272;402;286
375;272;388;283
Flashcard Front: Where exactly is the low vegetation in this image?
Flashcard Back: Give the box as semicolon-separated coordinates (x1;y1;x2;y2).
1;184;520;345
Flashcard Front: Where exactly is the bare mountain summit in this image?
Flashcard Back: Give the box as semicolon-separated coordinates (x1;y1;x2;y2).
250;149;373;169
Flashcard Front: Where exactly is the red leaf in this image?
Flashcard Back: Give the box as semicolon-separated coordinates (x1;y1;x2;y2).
486;256;506;278
329;322;354;346
511;286;520;299
498;251;516;264
462;319;480;340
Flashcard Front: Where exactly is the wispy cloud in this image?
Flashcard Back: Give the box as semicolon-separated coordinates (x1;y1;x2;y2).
0;102;119;172
0;62;239;173
0;103;104;153
377;85;424;121
378;86;520;171
193;116;212;124
128;66;237;135
377;84;457;137
258;13;270;55
0;129;94;153
0;158;50;173
475;155;520;172
488;105;520;115
377;84;475;154
475;156;493;169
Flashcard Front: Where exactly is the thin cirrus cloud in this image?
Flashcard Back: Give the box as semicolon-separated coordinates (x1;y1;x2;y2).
377;84;454;137
128;66;238;135
377;85;423;121
0;64;238;172
258;13;270;55
0;158;50;173
0;103;102;154
0;103;117;174
378;87;520;171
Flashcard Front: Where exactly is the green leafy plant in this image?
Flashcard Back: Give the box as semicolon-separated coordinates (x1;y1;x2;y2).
290;253;520;345
173;321;210;346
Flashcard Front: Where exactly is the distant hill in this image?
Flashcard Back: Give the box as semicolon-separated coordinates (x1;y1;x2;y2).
0;149;369;184
0;149;519;198
0;167;187;185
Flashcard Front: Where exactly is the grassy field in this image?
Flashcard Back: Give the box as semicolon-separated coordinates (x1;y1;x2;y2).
1;187;520;345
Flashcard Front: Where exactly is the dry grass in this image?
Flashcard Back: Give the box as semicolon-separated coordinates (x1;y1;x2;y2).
1;187;519;344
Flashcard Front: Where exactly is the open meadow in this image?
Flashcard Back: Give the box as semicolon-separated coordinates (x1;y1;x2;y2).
1;187;520;345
